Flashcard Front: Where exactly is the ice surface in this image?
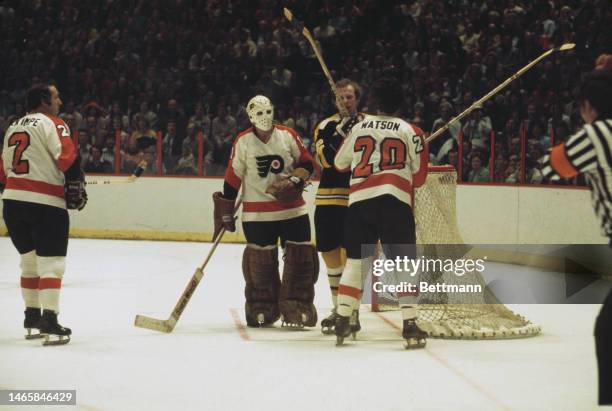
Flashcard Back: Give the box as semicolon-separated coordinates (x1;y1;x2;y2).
0;238;602;411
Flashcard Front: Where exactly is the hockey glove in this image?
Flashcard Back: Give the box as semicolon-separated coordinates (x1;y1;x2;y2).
65;178;88;210
335;115;361;138
212;191;236;240
265;167;310;203
0;183;4;194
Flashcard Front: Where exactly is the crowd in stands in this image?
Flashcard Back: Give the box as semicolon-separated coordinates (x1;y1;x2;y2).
0;0;610;184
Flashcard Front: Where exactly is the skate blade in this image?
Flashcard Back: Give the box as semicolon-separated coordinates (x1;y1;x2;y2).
403;338;426;349
25;329;43;340
335;336;345;346
351;331;357;341
41;334;70;346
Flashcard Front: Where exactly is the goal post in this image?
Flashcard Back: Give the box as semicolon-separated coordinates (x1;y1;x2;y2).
370;166;541;339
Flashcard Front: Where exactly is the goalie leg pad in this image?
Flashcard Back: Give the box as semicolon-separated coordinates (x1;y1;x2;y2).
242;244;281;326
279;241;319;327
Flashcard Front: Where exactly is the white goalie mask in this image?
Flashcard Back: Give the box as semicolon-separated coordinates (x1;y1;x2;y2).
246;95;274;131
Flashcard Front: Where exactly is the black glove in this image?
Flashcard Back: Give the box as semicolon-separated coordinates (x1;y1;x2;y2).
65;179;87;210
335;115;360;138
0;183;4;194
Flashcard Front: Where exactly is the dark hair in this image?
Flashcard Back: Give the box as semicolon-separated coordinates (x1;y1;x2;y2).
371;77;403;114
579;70;612;119
336;78;361;100
25;84;52;111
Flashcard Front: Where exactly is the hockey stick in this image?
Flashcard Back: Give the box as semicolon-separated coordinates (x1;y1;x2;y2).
283;7;349;118
426;43;575;144
134;200;243;333
85;160;147;186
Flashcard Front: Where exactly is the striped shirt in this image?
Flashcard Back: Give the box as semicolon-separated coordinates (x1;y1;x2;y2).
541;119;612;237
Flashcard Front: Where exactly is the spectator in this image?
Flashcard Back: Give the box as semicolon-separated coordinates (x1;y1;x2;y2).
162;121;183;173
101;135;119;170
210;104;237;175
467;154;490;182
129;118;157;150
174;145;198;175
84;146;113;173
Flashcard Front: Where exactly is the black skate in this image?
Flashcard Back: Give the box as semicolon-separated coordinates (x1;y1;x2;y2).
23;307;42;340
349;310;361;340
39;310;71;346
321;308;340;334
402;319;427;349
334;315;351;346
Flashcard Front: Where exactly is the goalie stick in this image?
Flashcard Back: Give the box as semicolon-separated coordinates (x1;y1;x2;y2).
283;7;349;118
134;200;243;333
85;160;147;186
426;43;575;144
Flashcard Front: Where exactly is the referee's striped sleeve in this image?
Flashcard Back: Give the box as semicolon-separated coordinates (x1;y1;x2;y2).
541;120;612;180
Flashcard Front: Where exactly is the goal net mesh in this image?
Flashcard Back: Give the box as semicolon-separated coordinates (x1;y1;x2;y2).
371;166;541;339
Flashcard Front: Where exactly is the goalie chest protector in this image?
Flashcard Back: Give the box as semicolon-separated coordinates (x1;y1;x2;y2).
226;124;311;222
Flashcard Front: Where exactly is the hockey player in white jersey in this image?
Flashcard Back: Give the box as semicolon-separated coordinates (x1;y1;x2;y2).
1;84;87;346
333;78;428;348
212;95;319;328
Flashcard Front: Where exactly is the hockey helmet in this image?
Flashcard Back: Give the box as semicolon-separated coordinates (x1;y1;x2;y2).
246;95;274;131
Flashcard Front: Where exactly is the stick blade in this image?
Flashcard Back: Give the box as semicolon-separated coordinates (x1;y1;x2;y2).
283;7;303;32
559;43;576;51
134;314;174;333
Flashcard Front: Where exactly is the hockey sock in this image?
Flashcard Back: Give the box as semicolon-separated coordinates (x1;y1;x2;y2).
38;256;65;313
20;251;40;309
337;258;363;317
322;248;346;308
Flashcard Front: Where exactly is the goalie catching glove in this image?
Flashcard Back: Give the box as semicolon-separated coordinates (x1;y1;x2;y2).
213;192;236;240
266;167;310;203
65;178;87;210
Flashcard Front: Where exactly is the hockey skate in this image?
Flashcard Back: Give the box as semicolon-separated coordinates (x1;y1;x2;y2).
402;319;427;349
334;315;352;346
39;310;71;346
349;309;361;339
321;308;339;334
23;307;42;340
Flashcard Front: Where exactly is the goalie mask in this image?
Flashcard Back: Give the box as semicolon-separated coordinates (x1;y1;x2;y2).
246;95;274;131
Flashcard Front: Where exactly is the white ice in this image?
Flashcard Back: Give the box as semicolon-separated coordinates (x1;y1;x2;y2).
0;238;604;411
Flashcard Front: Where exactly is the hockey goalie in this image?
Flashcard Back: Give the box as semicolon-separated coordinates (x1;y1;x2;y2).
212;95;319;328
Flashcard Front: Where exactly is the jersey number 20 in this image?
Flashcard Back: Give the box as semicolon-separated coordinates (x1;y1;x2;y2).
353;136;407;178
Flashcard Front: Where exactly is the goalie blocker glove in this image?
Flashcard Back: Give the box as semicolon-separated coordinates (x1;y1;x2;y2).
265;167;310;203
212;192;236;240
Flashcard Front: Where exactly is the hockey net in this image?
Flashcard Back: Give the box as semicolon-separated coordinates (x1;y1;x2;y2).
371;166;541;339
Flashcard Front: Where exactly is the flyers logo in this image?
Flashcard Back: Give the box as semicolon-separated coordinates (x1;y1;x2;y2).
256;155;284;177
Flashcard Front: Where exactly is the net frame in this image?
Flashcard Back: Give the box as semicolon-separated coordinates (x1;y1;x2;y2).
370;166;541;339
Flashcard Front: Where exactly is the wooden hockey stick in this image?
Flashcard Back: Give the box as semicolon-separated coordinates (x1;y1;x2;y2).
85;160;147;186
134;200;242;333
283;7;349;117
426;43;575;144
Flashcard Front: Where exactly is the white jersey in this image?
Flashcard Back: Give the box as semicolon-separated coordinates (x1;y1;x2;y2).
225;124;314;222
334;115;423;206
2;112;77;209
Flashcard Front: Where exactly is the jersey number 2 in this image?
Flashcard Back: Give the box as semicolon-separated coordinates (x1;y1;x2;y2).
8;132;31;175
353;136;407;178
